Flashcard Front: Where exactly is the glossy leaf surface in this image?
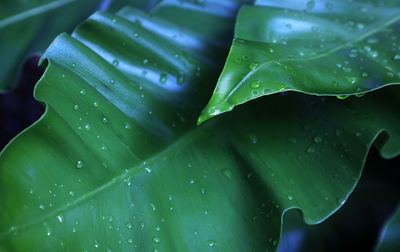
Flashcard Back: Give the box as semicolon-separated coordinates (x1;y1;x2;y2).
375;205;400;252
0;0;102;92
199;0;400;123
0;0;157;92
1;1;400;251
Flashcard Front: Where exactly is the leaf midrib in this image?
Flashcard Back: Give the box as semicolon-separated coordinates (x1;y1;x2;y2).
0;0;76;29
221;12;400;106
0;118;216;238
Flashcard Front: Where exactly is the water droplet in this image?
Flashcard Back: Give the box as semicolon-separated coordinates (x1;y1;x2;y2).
126;222;133;229
45;223;52;236
336;95;349;99
250;134;258;144
110;79;115;85
124;122;131;129
76;160;83;169
159;73;167;84
177;72;185;85
248;63;259;71
200;188;206;195
394;55;400;60
288;195;293;200
84;123;91;131
152;236;160;244
71;63;76;68
307;1;315;9
145;167;151;173
112;59;119;66
223;169;232;179
73;104;79;111
250;80;261;89
208;240;216;247
313;135;322;143
127;238;134;244
57;215;63;223
325;2;333;9
306;146;315;154
356;93;365;98
102;117;108;124
79;89;86;96
93;101;98;108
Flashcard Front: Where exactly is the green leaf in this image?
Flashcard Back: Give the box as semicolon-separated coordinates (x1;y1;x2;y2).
105;0;160;12
1;1;400;251
198;0;400;123
279;152;400;251
0;0;102;92
0;0;159;92
375;205;400;252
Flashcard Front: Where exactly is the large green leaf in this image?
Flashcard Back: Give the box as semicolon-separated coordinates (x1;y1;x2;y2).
375;205;400;252
105;0;160;12
198;0;400;123
0;0;102;92
0;0;159;92
278;151;400;251
1;1;400;251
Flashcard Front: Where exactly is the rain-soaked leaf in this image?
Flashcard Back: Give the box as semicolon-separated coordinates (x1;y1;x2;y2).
0;0;158;92
0;0;101;92
199;0;400;123
0;0;399;251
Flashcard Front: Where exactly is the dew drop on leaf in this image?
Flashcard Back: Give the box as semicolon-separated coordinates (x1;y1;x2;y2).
152;236;160;244
313;135;322;143
250;80;261;89
336;95;349;99
248;62;259;70
159;73;167;84
76;160;83;169
208;240;216;247
306;146;315;154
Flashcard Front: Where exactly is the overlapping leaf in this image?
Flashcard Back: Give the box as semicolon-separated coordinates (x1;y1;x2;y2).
0;0;102;91
199;0;400;123
0;1;399;251
375;205;400;252
0;0;159;92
